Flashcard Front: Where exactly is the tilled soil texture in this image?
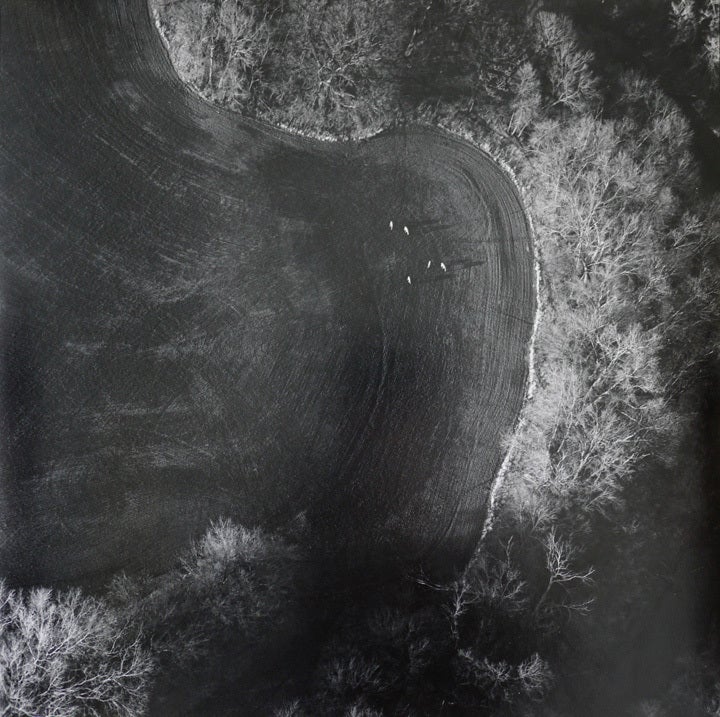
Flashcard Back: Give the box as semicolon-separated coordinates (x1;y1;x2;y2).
0;0;535;587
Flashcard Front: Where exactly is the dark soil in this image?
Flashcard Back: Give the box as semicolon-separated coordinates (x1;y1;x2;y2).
0;0;534;589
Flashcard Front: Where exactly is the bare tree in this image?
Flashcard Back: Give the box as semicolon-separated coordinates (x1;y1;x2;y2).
509;61;542;136
671;0;720;84
153;0;272;107
700;0;720;83
670;0;697;42
273;0;394;131
454;648;552;704
205;0;272;104
533;528;595;619
0;582;154;717
115;519;301;669
534;12;599;113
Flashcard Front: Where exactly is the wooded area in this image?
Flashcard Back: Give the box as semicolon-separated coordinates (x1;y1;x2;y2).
147;4;720;711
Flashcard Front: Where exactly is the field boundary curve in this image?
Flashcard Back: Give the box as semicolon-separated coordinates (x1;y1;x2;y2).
151;1;542;545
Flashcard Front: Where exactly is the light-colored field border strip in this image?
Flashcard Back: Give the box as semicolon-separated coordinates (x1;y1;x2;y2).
428;124;543;542
151;5;544;543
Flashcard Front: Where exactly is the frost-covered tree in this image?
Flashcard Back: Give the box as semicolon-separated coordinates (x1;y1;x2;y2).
0;582;154;717
269;0;395;132
115;519;301;667
671;0;720;83
534;11;599;113
509;61;542;135
154;0;273;106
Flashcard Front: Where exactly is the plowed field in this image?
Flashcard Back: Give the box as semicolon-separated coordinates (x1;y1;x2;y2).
0;0;535;586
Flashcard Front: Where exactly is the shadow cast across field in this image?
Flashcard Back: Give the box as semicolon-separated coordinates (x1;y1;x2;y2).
0;276;44;585
253;134;534;584
0;0;535;596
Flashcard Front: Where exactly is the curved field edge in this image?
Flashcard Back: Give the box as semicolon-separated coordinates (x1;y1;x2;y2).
149;3;542;544
0;0;535;585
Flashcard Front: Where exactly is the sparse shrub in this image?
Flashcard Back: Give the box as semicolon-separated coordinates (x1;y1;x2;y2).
628;651;720;717
274;698;305;716
344;705;384;717
321;653;387;702
0;580;154;717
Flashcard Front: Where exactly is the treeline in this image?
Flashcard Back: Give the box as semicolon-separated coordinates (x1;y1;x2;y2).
152;0;720;144
543;0;720;175
1;521;303;715
152;0;395;134
1;520;554;715
495;10;720;712
152;0;529;135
